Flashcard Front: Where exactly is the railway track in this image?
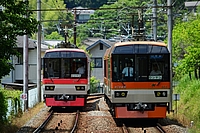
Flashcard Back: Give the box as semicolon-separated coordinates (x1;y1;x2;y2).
155;123;166;133
87;93;104;101
118;119;167;133
32;109;80;133
33;110;53;133
70;110;80;133
121;123;129;133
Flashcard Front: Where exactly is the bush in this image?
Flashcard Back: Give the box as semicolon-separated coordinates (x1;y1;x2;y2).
90;76;100;93
0;90;8;123
0;88;22;124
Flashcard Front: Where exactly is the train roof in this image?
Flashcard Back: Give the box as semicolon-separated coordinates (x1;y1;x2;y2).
114;41;167;47
44;48;89;58
104;41;169;58
45;48;86;53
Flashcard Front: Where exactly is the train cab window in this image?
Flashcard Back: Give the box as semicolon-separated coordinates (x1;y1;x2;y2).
110;53;170;82
71;59;87;78
134;44;148;53
113;45;133;54
112;55;135;82
148;46;169;53
148;54;170;81
43;58;88;79
43;59;60;78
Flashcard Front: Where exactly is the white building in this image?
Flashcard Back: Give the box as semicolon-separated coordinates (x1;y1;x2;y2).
84;38;115;86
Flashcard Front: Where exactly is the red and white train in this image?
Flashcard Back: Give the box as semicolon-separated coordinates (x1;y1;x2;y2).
42;48;90;107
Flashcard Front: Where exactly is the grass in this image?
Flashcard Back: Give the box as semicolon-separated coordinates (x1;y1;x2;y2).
0;102;45;133
172;75;200;132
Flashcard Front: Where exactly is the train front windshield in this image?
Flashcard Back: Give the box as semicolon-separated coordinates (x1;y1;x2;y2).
112;44;170;82
43;51;88;78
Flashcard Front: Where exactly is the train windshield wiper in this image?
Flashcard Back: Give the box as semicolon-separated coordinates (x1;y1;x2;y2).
120;79;126;86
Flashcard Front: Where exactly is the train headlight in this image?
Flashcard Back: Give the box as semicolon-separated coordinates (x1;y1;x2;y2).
75;86;85;91
157;92;161;96
162;92;166;96
45;86;55;91
154;91;167;97
114;91;128;98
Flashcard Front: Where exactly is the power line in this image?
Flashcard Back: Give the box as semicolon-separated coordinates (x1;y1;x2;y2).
29;5;171;12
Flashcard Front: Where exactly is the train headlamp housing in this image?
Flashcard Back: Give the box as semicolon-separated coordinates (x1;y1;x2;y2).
154;91;167;97
75;86;85;91
45;86;55;91
114;91;128;98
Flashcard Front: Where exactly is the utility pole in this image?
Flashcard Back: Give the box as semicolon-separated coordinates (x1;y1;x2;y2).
73;8;77;46
23;0;28;111
152;0;157;41
167;0;173;112
37;0;41;102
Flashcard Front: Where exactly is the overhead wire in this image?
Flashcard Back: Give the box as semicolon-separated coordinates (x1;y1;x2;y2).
52;0;67;20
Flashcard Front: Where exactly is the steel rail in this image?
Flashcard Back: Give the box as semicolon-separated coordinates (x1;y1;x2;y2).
33;110;54;133
122;123;129;133
156;123;166;133
70;110;80;133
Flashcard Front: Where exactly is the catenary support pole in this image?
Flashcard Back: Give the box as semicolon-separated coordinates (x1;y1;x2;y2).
37;0;42;102
152;0;157;41
167;0;173;112
73;8;77;46
23;0;29;111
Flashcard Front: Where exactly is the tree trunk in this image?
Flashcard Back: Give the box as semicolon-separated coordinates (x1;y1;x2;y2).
199;67;200;79
195;69;198;79
189;72;192;80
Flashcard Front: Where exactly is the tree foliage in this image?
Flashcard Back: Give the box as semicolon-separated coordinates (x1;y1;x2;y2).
76;0;171;41
0;0;38;79
172;14;200;79
45;31;64;40
0;91;7;123
64;0;112;8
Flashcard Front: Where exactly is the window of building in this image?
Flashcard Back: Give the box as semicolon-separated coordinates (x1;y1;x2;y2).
17;55;23;64
100;44;103;50
92;58;102;68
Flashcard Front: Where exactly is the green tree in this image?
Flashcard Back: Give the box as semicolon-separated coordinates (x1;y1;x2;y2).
0;0;38;79
45;31;64;40
77;0;169;40
172;15;200;79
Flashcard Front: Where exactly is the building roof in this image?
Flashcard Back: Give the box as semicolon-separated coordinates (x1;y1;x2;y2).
72;6;95;15
85;38;115;51
185;1;200;7
16;36;36;48
16;36;53;51
44;40;62;47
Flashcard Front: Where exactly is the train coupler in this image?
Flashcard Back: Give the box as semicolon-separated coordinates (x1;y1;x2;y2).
59;94;69;100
